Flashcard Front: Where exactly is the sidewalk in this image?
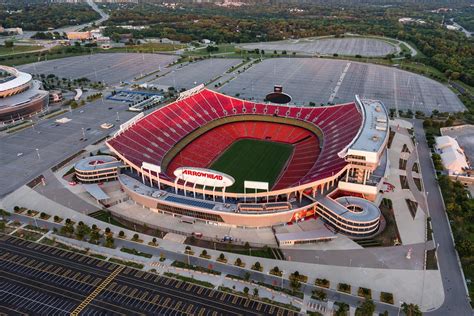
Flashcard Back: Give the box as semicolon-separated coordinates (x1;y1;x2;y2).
384;125;426;245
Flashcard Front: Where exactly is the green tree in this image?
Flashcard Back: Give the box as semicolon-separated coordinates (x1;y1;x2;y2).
290;277;301;292
401;303;422;316
111;33;121;43
355;299;375;316
243;272;251;281
104;235;114;248
243;287;249;295
335;302;349;316
253;288;259;297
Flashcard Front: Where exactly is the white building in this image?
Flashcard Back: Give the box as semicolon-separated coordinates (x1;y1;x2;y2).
435;136;469;175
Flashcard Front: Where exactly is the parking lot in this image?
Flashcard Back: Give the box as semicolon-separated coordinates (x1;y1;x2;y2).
18;53;178;86
239;37;398;57
0;235;296;316
149;58;242;90
219;58;465;113
0;97;136;198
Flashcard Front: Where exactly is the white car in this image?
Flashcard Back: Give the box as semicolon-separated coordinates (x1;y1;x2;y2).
17;152;23;157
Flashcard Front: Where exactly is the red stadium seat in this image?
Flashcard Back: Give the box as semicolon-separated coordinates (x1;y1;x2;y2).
108;89;362;190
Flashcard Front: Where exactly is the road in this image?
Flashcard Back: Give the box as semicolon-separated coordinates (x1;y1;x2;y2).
449;19;472;38
0;234;295;316
412;120;472;315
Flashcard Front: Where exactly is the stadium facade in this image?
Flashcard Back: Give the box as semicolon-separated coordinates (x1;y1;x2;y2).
106;86;389;238
0;65;49;122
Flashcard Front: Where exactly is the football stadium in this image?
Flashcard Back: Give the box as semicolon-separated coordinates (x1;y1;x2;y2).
0;65;49;122
106;85;389;242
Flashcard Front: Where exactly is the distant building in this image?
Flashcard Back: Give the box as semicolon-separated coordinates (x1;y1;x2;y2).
67;31;92;41
446;25;462;31
0;26;23;35
49;90;63;103
398;18;426;25
435;136;469;175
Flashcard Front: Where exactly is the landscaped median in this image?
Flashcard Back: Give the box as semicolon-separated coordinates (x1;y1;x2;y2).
218;285;300;312
163;272;214;288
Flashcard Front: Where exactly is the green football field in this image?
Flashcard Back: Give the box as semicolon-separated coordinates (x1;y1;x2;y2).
209;139;293;193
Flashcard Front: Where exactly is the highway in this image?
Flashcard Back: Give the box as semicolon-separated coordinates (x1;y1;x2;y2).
0;234;296;316
413;120;472;315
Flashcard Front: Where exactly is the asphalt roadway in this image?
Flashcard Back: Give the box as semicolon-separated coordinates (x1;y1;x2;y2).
0;234;296;316
412;120;472;315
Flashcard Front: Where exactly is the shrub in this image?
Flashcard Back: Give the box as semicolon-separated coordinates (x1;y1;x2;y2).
315;278;330;288
252;261;262;271
337;283;351;293
380;292;394;304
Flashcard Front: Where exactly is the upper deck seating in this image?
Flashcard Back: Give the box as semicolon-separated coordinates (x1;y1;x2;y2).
108;88;362;190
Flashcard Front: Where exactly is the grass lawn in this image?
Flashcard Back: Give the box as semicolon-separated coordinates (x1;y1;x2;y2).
184;44;236;56
0;45;42;56
209;139;293;193
89;210;126;228
109;42;186;53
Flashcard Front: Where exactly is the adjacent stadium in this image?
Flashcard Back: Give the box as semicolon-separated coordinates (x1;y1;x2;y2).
106;85;390;243
0;65;48;122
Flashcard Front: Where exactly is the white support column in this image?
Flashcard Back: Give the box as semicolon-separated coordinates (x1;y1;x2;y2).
212;187;216;202
174;178;179;194
148;171;153;188
193;182;197;198
222;188;226;203
141;167;145;184
202;186;206;200
184;180;188;196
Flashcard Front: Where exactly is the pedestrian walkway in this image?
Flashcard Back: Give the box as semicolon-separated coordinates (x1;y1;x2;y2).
406;149;428;214
384;124;426;245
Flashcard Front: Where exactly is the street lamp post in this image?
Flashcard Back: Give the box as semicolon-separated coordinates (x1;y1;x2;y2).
35;148;40;160
281;271;284;289
397;301;404;316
